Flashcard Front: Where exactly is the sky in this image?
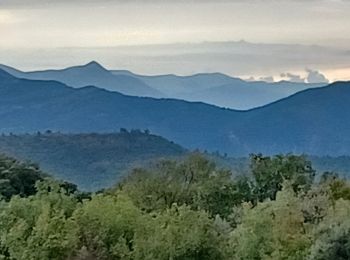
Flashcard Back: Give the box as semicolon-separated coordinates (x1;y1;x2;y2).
0;0;350;81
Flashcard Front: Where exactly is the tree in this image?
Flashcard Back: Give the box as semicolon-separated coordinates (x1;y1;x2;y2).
309;199;350;260
120;154;242;218
250;154;315;201
0;180;79;260
133;205;226;260
73;194;142;259
0;155;44;200
319;172;350;201
229;185;311;260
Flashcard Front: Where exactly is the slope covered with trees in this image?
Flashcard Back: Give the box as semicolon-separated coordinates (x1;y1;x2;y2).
0;153;350;259
0;131;185;190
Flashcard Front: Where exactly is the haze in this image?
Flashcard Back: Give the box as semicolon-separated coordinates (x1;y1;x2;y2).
1;0;350;81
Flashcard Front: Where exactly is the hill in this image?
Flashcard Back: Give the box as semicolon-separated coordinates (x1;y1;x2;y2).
0;69;349;156
1;62;325;110
238;82;350;155
0;131;186;190
0;69;239;154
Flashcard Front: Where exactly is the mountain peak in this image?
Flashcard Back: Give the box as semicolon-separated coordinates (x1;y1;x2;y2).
82;61;107;71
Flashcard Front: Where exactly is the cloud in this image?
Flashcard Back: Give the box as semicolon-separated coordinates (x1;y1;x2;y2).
0;0;226;8
1;0;347;8
0;0;111;8
2;42;350;81
306;69;329;83
259;76;275;83
246;76;256;82
280;72;305;83
280;69;330;83
0;11;21;24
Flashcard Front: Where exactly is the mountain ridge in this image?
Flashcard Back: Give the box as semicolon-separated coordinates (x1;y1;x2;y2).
0;62;326;110
0;69;349;156
0;62;163;98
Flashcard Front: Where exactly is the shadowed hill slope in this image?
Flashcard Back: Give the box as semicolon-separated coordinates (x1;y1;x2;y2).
0;131;186;190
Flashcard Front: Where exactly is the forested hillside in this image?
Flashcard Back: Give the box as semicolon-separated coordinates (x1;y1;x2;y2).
1;153;350;259
1;130;350;191
0;69;349;156
0;131;185;190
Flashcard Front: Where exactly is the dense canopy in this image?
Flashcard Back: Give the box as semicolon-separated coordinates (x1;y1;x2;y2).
0;153;349;259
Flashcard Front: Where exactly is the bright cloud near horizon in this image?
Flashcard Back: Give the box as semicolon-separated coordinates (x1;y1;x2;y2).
0;0;350;81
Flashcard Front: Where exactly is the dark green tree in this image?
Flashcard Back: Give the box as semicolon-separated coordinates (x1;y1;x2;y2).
120;154;243;218
250;154;315;201
0;155;44;200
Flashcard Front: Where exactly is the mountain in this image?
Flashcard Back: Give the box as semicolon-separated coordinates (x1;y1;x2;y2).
111;71;241;94
237;82;350;155
0;69;238;153
114;70;326;110
0;131;186;190
0;69;349;156
1;63;325;110
0;62;163;97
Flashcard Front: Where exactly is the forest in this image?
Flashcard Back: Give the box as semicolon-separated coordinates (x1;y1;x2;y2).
0;131;185;190
0;153;349;259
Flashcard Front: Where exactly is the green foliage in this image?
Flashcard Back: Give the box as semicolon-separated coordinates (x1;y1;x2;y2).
0;180;79;260
0;153;350;260
320;173;350;201
0;155;44;200
73;194;142;259
309;199;350;259
133;205;226;260
229;185;311;260
250;154;315;201
120;154;243;218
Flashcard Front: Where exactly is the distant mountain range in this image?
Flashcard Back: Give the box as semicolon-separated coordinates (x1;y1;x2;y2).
112;70;326;110
0;68;349;156
0;62;162;98
0;62;325;110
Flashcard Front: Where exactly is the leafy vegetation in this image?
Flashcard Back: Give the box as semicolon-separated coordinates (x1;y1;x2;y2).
1;153;350;259
2;131;350;194
0;155;44;200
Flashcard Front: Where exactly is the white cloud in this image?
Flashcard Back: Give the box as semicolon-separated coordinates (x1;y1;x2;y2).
306;69;329;83
280;72;305;83
259;76;275;83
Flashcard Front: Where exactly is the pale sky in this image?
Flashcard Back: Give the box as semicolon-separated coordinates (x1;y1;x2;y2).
0;0;350;81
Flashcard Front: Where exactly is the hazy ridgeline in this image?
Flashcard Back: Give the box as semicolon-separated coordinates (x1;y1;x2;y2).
0;62;325;110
